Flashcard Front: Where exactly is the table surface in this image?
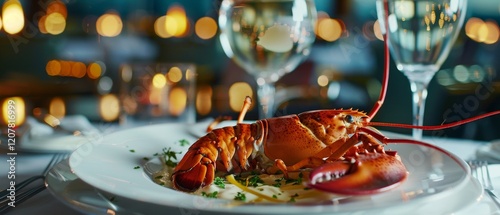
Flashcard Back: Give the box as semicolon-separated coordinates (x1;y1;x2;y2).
0;128;499;215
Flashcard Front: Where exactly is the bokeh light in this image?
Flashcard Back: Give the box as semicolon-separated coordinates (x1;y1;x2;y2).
99;94;120;121
49;97;66;119
96;12;123;37
2;97;26;126
229;82;253;112
195;17;218;40
45;12;66;35
2;0;25;34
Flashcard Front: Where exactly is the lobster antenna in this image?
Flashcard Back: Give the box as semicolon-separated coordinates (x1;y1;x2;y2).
368;0;390;120
368;110;500;130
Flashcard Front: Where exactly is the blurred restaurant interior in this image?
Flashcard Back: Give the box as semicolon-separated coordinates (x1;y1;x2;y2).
0;0;499;140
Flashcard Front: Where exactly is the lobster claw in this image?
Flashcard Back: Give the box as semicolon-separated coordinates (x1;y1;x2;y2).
307;152;408;195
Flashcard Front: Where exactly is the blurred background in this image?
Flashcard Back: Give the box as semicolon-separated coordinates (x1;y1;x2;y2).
0;0;498;140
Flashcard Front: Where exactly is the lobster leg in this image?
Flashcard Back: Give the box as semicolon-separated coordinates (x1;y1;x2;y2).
237;96;252;123
270;133;370;177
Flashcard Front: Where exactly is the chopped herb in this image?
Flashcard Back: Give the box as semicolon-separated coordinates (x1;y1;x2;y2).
155;175;163;179
289;197;296;203
159;182;165;186
234;192;246;201
247;175;264;187
214;177;226;189
272;194;278;199
273;177;285;187
133;166;140;169
129;149;135;153
143;157;150;161
153;152;159;156
285;172;304;185
292;193;299;197
162;147;181;167
178;139;190;146
201;191;218;198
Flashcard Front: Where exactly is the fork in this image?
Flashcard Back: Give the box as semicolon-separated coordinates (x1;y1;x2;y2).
0;153;69;212
468;160;500;209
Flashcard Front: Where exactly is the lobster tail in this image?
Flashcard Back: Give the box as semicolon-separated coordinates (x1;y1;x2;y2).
171;123;263;192
171;150;216;192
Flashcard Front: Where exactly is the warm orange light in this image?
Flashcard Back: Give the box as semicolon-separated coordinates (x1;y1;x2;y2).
87;62;102;79
0;16;3;31
317;75;329;87
169;87;187;116
154;15;171;38
484;21;499;44
2;0;25;34
465;17;484;41
38;15;48;34
373;20;384;41
60;61;71;76
2;97;26;126
47;0;67;18
96;12;123;37
229;82;253;112
167;67;182;83
46;60;61;76
317;18;342;42
45;12;66;35
49;97;66;119
196;85;212;115
99;94;120;121
195;17;217;40
71;62;86;78
165;5;188;37
152;73;167;88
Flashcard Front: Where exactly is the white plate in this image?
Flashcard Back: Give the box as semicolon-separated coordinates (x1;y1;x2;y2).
47;159;484;215
69;123;481;214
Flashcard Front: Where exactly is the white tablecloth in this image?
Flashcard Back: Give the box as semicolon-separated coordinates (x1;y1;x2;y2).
1;132;499;215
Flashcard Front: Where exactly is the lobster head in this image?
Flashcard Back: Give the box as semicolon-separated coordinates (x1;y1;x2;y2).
298;109;369;137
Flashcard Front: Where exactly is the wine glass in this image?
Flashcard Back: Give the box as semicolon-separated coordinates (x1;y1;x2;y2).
376;0;467;139
219;0;317;119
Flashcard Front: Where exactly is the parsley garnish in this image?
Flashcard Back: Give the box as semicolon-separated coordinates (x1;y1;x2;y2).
247;175;263;187
201;191;218;198
214;177;225;189
178;139;190;146
272;194;278;199
133;166;140;169
273;177;285;187
285;172;303;185
162;147;181;167
129;149;135;153
234;192;246;201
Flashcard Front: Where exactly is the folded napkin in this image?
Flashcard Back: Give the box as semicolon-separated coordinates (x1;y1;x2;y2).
476;140;500;164
27;115;99;138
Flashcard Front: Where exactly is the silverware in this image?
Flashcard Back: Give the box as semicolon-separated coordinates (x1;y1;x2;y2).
468;160;500;209
0;153;69;212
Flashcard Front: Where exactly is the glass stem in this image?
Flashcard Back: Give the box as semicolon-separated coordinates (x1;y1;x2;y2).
257;82;276;119
409;80;429;140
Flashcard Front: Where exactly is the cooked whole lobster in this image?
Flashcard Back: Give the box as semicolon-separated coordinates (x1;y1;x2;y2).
171;1;500;195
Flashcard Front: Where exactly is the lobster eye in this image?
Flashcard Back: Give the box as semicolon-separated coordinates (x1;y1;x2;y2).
344;115;354;123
